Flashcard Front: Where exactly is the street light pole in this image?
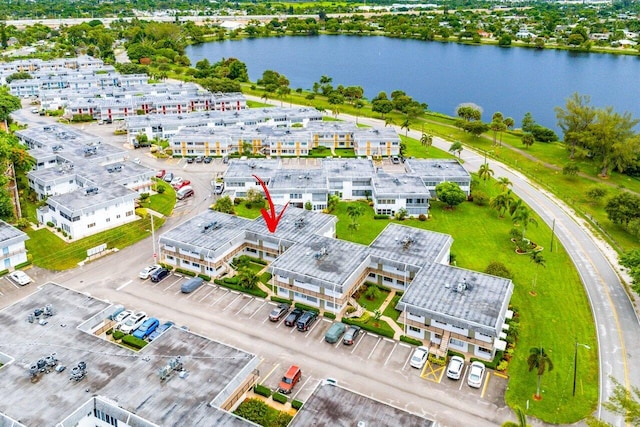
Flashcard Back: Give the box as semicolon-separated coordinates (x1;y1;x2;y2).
573;340;591;396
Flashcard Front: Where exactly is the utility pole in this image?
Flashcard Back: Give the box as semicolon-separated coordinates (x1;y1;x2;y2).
549;218;556;253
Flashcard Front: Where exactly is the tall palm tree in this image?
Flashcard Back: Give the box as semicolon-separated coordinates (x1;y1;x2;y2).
527;347;554;400
401;117;411;136
489;191;513;218
512;205;538;239
449;141;463;158
502;407;530;427
508;196;524;217
346;204;364;235
478;163;494;185
385;116;394;127
496;176;512;191
529;250;546;290
420;132;433;148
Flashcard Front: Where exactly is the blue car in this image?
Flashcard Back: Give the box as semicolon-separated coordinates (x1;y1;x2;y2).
147;321;174;342
133;317;160;340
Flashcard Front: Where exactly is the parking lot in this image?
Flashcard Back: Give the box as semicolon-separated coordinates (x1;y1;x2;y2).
135;271;507;404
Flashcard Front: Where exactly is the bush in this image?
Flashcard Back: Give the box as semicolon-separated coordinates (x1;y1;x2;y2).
14;261;32;270
46;221;54;227
214;278;268;298
291;399;303;410
364;285;380;301
254;384;272;398
271;296;293;304
234;197;244;205
342;317;394;338
197;274;211;282
175;268;196;277
122;334;148;349
0;269;8;277
496;360;509;372
472;190;489;206
471;350;504;370
272;392;288;404
400;335;423;346
294;302;320;313
106;328;113;335
447;349;465;359
484;261;513;279
418;214;427;221
112;330;125;340
428;354;446;366
323;312;336;319
373;214;389;219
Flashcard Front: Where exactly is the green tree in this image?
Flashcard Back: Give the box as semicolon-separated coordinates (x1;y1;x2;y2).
237;268;259;289
490;191;514;218
563;163;580;176
586;186;608;205
456;103;482;121
213;196;235;214
327;194;340;212
620;249;640;291
527;347;554;400
420;132;433;151
521;132;535;149
400;117;411;136
346;203;364;235
496;177;512;191
245;188;265;209
605;191;640;229
449;141;463;158
372;99;393;119
485;261;513;279
0;87;21;128
478;163;494;185
435;181;466;209
512;205;538;239
521;112;535;133
555;93;596;159
529;250;546;290
502;407;531;427
490;118;507;146
5;71;32;84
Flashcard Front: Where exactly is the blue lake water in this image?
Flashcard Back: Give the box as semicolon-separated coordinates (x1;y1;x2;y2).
186;35;640;131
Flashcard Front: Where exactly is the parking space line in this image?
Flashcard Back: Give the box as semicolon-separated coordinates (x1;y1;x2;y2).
210;289;229;306
198;288;215;303
290;325;298;334
249;301;267;319
367;337;382;360
235;298;254;315
291;376;313;401
185;285;208;300
260;363;280;386
222;293;242;311
384;343;398;366
304;318;322;337
334;339;343;349
10;281;20;289
459;365;469;390
402;351;413;370
351;335;364;354
481;372;491;398
163;277;180;291
399;343;411;348
116;280;133;291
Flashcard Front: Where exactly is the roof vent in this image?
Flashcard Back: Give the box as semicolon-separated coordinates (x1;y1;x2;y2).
85;187;98;196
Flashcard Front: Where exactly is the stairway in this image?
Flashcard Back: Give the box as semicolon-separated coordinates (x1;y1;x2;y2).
346;297;365;318
437;331;450;358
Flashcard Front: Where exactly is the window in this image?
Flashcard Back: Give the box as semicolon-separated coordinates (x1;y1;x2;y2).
87;223;95;228
106;218;110;223
409;325;421;333
383;276;393;283
450;338;465;347
126;211;134;216
289;193;302;199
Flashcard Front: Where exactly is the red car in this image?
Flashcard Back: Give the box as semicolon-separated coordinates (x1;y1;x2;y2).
155;170;166;178
173;180;191;190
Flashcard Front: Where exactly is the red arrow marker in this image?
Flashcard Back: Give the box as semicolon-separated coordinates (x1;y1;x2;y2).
253;174;289;233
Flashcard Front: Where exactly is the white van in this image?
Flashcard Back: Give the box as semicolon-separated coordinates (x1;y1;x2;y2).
176;186;194;200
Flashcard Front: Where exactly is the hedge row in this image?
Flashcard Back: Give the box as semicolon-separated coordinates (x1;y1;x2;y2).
293;302;320;313
470;350;504;370
14;261;32;270
214;278;268;298
254;384;271;398
272;392;288;404
291;400;303;410
373;214;389;220
399;335;423;346
341;317;395;339
175;268;196;277
198;274;212;282
122;334;148;350
270;296;293;305
323;312;336;320
0;269;7;277
112;330;125;340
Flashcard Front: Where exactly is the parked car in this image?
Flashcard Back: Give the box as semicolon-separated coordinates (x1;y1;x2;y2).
222;156;229;164
342;325;361;345
186;157;195;164
139;265;161;280
181;277;204;294
296;311;318;332
150;267;170;283
119;311;147;334
30;107;39;114
173;180;191;190
163;172;174;183
467;361;486;388
132;158;141;165
113;309;133;326
269;303;290;322
446;356;465;380
324;322;347;344
203;156;212;164
155;170;166;178
107;305;125;321
176;186;194;200
195;155;204;163
9;270;32;286
284;308;304;327
133;317;160;339
148;321;174;342
170;176;183;186
278;365;302;394
391;155;400;164
410;346;429;369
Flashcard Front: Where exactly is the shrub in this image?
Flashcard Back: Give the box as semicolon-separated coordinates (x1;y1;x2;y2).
447;349;465;359
364;285;380;301
122;334;148;349
175;268;196;277
471;351;504;370
472;190;489;206
291;399;303;410
418;214;427;221
106;328;113;335
323;312;336;320
272;392;288;404
400;335;423;346
214;278;268;298
271;296;293;304
373;214;389;220
484;261;513;279
254;384;272;398
46;221;54;227
112;330;125;340
234;197;244;205
342;317;394;338
0;269;8;277
294;302;320;313
345;306;356;315
496;360;509;371
428;354;446;366
197;274;211;282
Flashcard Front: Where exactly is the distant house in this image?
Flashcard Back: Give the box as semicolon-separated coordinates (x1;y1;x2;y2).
0;220;28;270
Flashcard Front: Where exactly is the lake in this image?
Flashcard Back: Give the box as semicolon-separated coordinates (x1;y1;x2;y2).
186;35;640;131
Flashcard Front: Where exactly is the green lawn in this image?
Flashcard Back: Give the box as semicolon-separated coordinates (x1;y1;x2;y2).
356;283;389;311
234;202;264;219
333;192;598;423
147;180;176;216
26;215;165;271
382;294;402;322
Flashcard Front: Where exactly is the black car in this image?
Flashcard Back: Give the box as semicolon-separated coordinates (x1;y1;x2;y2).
203;156;212;164
150;267;170;283
296;311;318;332
269;303;290;322
222;156;229;164
284;308;304;327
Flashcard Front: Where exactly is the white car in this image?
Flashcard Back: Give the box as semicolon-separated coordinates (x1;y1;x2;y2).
132;158;141;164
9;270;32;286
113;309;133;324
139;265;161;280
170;176;183;186
410;346;429;369
119;311;147;334
467;361;486;388
446;356;465;380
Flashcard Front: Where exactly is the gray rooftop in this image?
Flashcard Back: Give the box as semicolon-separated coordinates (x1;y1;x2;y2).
322;158;375;179
0;220;28;247
224;159;282;181
46;183;138;215
289;382;435;427
17;125;99;148
245;206;337;245
404;158;470;180
368;223;452;267
269;235;369;291
0;283;258;427
398;263;514;336
372;173;430;197
269;169;328;192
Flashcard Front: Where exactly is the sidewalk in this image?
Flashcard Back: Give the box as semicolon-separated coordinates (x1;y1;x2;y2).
375;290;405;340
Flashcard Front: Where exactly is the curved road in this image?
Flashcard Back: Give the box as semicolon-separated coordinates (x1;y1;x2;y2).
349;113;640;426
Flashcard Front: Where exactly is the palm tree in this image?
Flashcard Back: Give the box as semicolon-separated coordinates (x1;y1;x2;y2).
346;204;364;235
478;163;494;185
508;196;524;217
401;117;411;136
502;407;530;427
489;191;513;218
527;347;554;400
496;176;512;191
385;116;394;127
512;205;538;239
237;268;259;290
420;132;433;149
529;250;546;291
449;141;463;158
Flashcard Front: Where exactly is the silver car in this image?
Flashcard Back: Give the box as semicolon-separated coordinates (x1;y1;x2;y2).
467;361;486;388
118;311;147;334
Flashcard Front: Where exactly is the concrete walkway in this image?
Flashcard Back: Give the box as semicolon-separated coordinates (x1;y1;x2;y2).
375;290;405;340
